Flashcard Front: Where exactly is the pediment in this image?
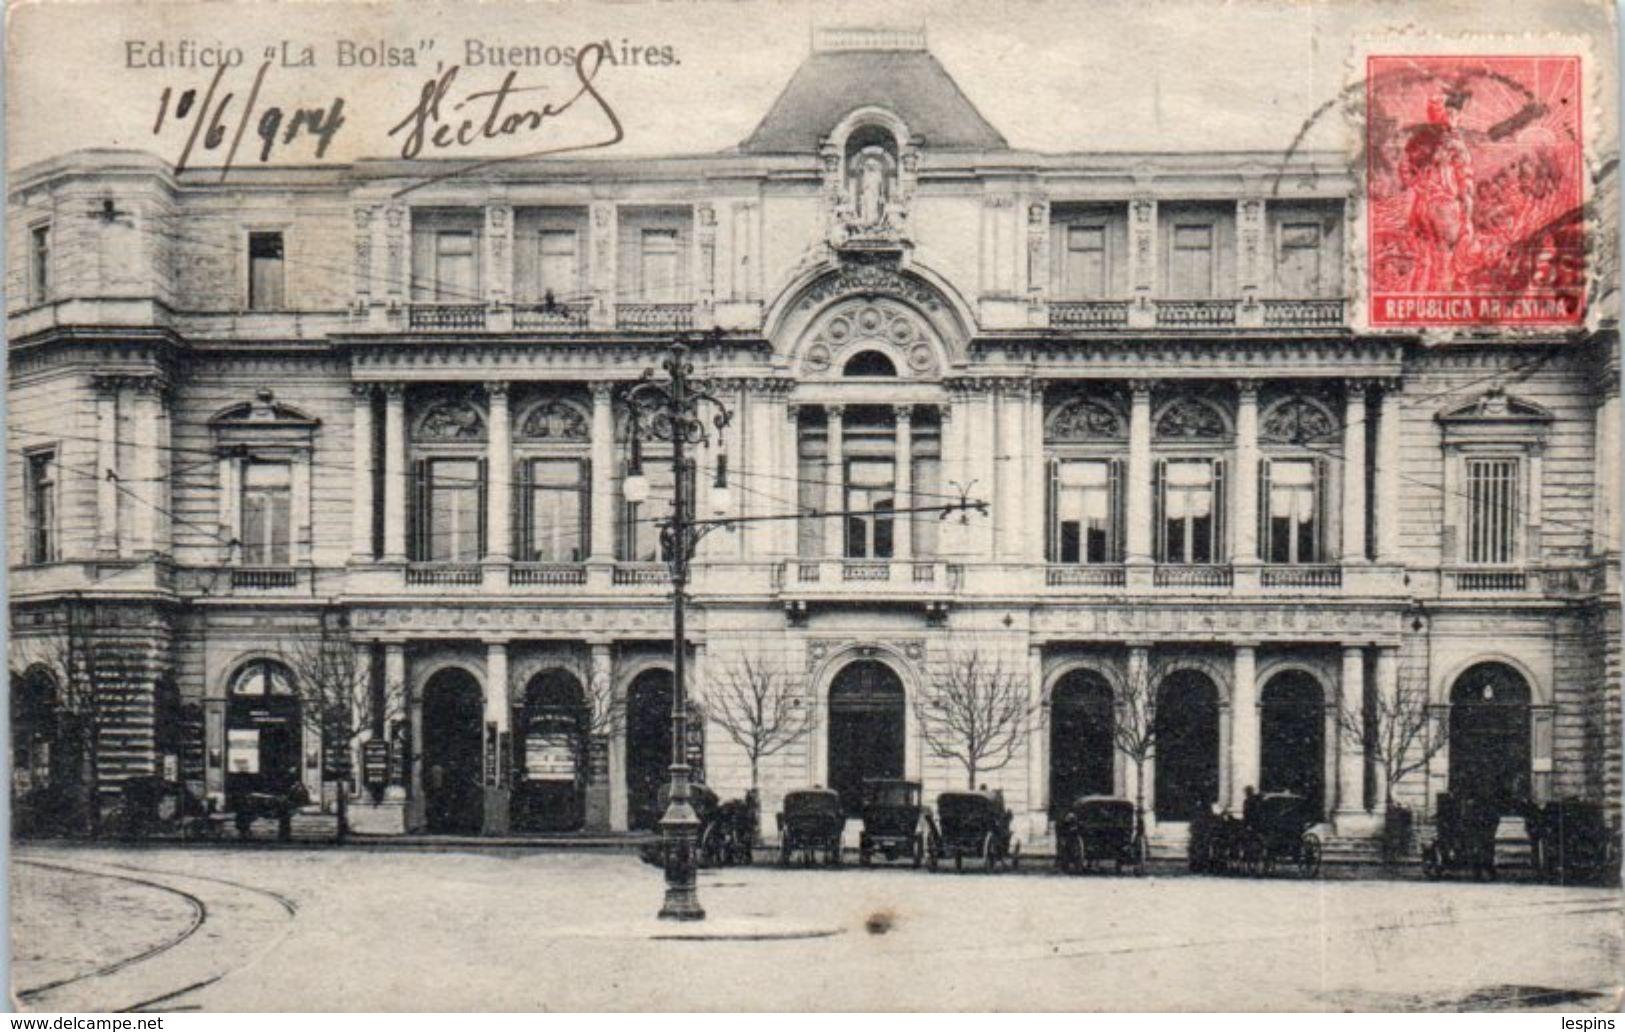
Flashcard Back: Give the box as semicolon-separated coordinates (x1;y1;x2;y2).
209;389;320;428
1436;390;1553;426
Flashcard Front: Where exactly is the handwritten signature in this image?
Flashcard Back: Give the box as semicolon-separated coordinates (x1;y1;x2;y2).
149;42;622;182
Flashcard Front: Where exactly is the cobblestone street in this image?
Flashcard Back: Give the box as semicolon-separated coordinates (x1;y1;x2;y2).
11;844;1620;1012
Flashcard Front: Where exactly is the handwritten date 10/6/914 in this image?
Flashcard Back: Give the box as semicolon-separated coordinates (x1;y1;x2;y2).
152;60;346;178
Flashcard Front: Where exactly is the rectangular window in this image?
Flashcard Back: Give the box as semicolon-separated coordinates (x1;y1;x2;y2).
248;232;286;310
523;458;586;562
1466;458;1519;564
29;224;50;305
427;458;483;561
844;458;895;559
1053;459;1117;563
640;229;681;301
1277;222;1322;297
1264;458;1322;564
1160;458;1223;563
240;461;292;566
1064;225;1108;300
1169;224;1215;298
435;231;478;302
25;449;57;564
537;230;579;302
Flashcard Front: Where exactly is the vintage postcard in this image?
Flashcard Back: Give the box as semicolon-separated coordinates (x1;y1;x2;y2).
5;0;1621;1013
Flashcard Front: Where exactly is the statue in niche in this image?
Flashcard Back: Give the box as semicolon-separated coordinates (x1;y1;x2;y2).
847;146;896;230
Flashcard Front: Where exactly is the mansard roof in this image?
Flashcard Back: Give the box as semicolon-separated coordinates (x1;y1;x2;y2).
739;44;1007;154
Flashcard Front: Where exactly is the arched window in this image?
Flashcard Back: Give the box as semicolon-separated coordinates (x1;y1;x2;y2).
514;397;591;563
225;659;302;799
1153;396;1231;565
1259;395;1338;565
409;392;488;563
230;659;296;696
843;350;897;377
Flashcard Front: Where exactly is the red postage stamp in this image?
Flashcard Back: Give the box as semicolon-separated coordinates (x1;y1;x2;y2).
1367;55;1585;327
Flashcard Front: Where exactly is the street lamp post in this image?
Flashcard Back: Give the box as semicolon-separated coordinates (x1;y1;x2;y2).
623;339;733;922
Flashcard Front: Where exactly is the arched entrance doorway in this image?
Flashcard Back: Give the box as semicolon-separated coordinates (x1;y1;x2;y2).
1154;669;1220;821
626;669;673;831
828;660;905;815
421;668;484;834
1049;668;1114;816
1449;662;1532;812
225;659;302;811
1259;671;1325;820
513;669;586;833
11;666;84;837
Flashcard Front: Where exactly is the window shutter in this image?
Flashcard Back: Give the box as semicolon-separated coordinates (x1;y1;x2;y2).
1313;457;1329;562
514;460;532;561
1045;458;1058;562
1152;458;1167;562
1109;458;1126;563
410;223;433;301
476;458;489;558
1258;458;1272;562
409;460;427;561
1213;458;1228;563
579;458;592;561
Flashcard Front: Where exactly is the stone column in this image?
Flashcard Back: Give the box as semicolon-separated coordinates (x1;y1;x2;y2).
782;402;801;558
1374;646;1399;812
131;377;165;556
485;382;512;564
1026;643;1046;839
1231;644;1260;810
1027;384;1048;563
94;378;119;557
1376;380;1404;562
1338;645;1367;817
977;385;1000;558
1342;380;1369;563
998;382;1029;560
382;384;408;562
825;405;844;559
596;643;626;831
1234;381;1260;564
589;383;616;563
383;642;417;826
483;640;511;834
1594;382;1620;556
894;405;913;560
351;384;375;561
1126;380;1154;566
1126;645;1152;826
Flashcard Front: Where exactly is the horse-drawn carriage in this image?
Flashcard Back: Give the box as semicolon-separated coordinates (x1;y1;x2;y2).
1239;792;1322;877
1523;797;1619;885
928;789;1019;873
858;779;928;867
776;787;845;867
1421;791;1502;880
1055;796;1144;875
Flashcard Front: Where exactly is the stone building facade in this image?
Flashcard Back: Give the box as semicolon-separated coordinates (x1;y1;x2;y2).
8;30;1619;845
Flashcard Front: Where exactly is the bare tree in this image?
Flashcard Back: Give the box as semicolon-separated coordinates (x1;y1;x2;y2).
1336;683;1445;811
913;649;1039;789
702;652;811;792
1111;650;1158;832
277;606;405;841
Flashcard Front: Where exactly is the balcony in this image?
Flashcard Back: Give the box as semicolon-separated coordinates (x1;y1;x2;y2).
230;567;301;591
616;303;694;332
1444;567;1531;594
1046;564;1128;589
1261;298;1346;328
1259;564;1342;589
408;303;487;331
405;563;484;586
513;303;590;332
1153;564;1233;588
612;562;670;586
1155;299;1238;328
1051;300;1131;330
509;563;588;587
776;559;962;597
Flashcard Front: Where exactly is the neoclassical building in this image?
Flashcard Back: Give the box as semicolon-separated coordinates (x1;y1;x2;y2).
8;29;1619;846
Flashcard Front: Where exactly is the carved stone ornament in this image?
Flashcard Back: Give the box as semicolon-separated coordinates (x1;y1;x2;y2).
414;398;486;441
1047;397;1126;442
1155;397;1227;439
1260;397;1338;444
801;298;937;378
517;399;589;441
